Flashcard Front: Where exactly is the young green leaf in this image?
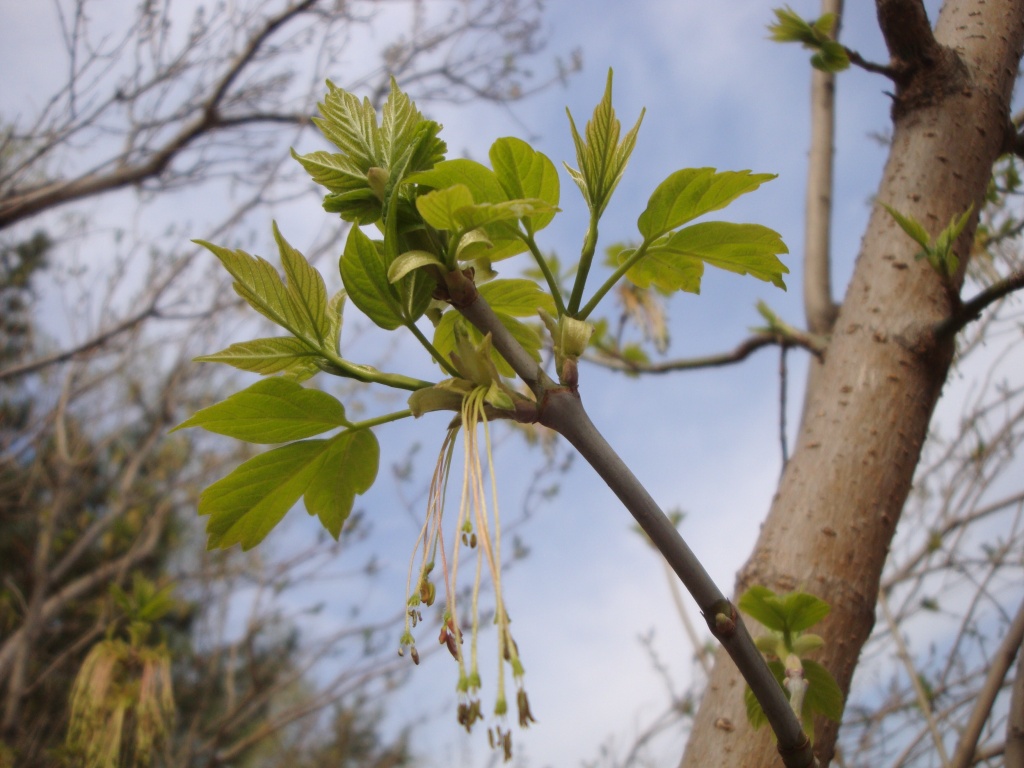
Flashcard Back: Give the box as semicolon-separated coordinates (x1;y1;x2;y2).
407;158;507;205
489;137;560;234
304;429;379;539
881;203;931;248
768;6;849;72
274;223;331;347
194;337;321;376
324;291;346;354
314;82;382;175
200;428;379;550
340;226;432;330
565;69;644;218
416;184;477;231
172;378;349;443
802;659;844;724
196;239;324;347
637;168;777;242
780;592;831;633
433;281;549;378
200;440;333;550
739;586;791;633
625;222;789;294
388;250;445;284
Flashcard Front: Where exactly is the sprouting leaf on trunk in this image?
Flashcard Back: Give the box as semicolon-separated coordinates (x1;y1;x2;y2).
565;69;644;219
768;6;849;73
172;378;350;443
739;586;830;635
881;202;974;279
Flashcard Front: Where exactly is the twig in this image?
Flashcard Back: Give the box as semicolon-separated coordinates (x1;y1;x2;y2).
452;274;818;768
879;589;952;767
587;331;823;375
935;269;1024;339
950;597;1024;768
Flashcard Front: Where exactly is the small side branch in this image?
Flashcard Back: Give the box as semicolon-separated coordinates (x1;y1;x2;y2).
586;331;824;375
935;268;1024;339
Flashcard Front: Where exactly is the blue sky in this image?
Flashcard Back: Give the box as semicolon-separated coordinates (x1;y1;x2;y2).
1;1;976;765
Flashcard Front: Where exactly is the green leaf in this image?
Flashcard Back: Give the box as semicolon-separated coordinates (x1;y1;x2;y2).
802;659;844;723
195;337;321;376
743;659;785;731
340;226;432;330
173;378;349;443
564;69;645;218
314;81;382;174
433;291;545;378
489;137;560;234
407;159;507;205
416;184;477;231
199;428;378;550
453;199;558;234
298;79;446;223
274;223;330;346
637;168;777;241
200;440;332;550
781;592;831;633
627;222;789;293
196;238;325;346
739;586;790;633
769;7;849;73
388;250;445;283
324;291;346;354
304;429;379;539
478;278;556;317
881;203;931;247
290;148;369;197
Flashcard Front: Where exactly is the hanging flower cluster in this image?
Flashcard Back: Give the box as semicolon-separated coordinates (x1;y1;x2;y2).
399;332;536;760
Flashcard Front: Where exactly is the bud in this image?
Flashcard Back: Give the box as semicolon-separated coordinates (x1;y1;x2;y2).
366;167;389;201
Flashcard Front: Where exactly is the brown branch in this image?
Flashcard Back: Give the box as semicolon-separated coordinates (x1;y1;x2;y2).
950;597;1024;768
0;0;318;230
1008;628;1024;768
844;46;900;78
586;331;824;375
875;0;943;74
935;268;1024;339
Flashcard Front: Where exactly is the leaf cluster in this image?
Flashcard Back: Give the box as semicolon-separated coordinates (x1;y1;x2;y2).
882;202;974;280
739;586;843;741
768;6;850;72
179;72;789;554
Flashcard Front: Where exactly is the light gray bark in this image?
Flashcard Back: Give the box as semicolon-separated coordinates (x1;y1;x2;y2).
680;1;1024;765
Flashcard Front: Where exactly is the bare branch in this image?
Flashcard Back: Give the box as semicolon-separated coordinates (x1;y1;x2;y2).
950;597;1024;768
933;268;1024;338
586;331;824;375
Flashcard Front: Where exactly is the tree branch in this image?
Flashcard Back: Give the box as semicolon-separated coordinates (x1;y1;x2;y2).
451;277;818;768
950;597;1024;768
935;268;1024;339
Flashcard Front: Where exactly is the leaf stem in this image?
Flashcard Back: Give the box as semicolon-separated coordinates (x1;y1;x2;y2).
320;350;434;391
406;321;460;377
524;233;566;316
567;210;600;315
577;240;650;320
348;409;414;431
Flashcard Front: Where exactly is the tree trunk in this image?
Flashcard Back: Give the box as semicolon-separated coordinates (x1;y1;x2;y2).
680;1;1024;765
